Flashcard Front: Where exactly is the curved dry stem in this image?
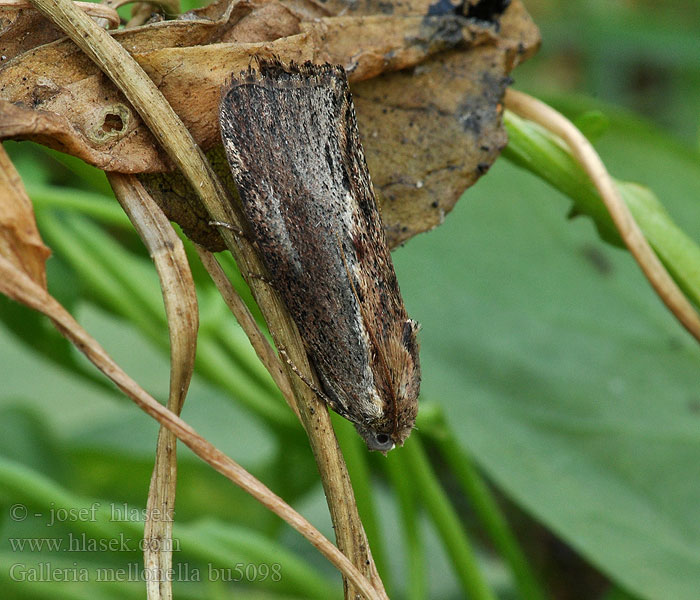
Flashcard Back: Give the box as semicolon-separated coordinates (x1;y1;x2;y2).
194;245;299;420
0;254;383;600
505;88;700;344
108;173;198;418
1;0;120;27
109;173;198;600
27;1;385;597
125;3;157;28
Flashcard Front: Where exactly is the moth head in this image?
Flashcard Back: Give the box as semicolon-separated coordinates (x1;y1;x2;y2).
355;426;396;454
359;318;421;453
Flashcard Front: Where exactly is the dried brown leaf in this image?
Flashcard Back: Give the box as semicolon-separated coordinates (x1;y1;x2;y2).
139;1;539;249
0;34;315;171
351;0;540;246
0;0;119;59
135;35;314;151
355;47;509;247
1;0;539;245
1;0;313;61
303;14;495;81
138;146;237;252
0;143;50;287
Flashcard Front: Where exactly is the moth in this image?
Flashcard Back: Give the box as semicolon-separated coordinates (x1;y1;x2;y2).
219;59;420;452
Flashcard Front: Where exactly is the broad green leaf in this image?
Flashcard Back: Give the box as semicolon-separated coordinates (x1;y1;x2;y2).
393;129;700;599
504;109;700;310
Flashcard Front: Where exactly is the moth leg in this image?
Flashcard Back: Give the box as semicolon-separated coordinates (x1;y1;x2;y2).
209;220;248;239
278;346;333;406
248;273;275;286
209;221;273;285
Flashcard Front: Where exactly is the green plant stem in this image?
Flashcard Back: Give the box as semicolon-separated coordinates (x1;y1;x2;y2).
428;417;549;600
334;417;391;589
403;435;496;600
194;336;295;429
0;457;335;598
39;213;295;429
30;185;131;227
40;215;162;339
210;324;282;399
503;109;700;310
35;199;287;423
38;144;113;196
384;450;426;600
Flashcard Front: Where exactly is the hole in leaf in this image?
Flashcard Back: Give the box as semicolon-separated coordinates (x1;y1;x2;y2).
101;112;125;134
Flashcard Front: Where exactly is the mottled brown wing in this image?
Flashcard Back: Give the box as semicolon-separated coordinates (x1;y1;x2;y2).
219;60;420;450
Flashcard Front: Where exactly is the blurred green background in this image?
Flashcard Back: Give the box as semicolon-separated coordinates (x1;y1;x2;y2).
1;1;700;599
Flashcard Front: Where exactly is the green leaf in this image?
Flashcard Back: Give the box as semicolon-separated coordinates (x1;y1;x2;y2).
503;109;700;309
0;457;334;599
0;407;65;481
393;131;700;599
39;147;113;197
573;110;610;142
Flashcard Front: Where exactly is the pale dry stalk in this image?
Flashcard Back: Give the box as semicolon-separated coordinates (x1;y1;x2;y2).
505;89;700;344
26;0;386;596
109;173;199;600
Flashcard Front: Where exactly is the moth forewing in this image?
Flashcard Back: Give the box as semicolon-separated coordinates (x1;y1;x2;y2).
219;59;421;452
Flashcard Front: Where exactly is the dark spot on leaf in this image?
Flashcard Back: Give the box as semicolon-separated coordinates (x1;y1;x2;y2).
427;0;461;16
466;0;511;22
459;111;482;134
417;15;467;50
687;399;700;415
457;73;510;134
580;244;613;276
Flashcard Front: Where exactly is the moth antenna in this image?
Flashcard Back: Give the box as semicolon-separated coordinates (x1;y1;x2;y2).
278;346;333;406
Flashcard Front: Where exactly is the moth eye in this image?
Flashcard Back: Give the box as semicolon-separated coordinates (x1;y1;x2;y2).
369;432;394;452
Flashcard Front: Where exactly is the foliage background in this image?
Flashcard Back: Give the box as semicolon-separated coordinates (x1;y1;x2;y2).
1;1;699;599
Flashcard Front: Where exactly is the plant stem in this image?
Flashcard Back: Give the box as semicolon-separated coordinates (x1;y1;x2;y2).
384;450;427;600
26;0;383;595
403;435;497;600
430;420;549;600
